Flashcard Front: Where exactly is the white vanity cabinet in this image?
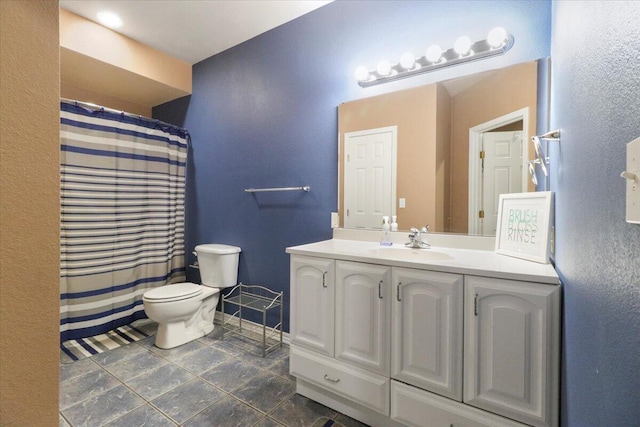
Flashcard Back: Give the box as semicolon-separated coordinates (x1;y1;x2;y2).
290;256;391;415
290;256;335;356
287;240;560;427
391;268;464;401
464;275;560;427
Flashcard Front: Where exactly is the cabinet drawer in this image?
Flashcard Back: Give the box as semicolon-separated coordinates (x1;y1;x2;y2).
290;346;389;415
391;380;527;427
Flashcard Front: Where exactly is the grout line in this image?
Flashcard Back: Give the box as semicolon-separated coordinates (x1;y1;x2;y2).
60;324;297;427
146;377;229;426
59;370;122;412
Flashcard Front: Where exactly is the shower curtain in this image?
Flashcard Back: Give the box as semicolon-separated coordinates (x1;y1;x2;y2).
60;101;188;342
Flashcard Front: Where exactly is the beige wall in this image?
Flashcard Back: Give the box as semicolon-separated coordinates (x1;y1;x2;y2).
0;1;60;426
435;83;452;231
449;61;538;233
60;9;192;114
338;85;439;231
60;9;191;93
61;82;151;117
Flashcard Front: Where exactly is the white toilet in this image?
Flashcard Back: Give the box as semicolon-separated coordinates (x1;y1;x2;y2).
142;243;241;349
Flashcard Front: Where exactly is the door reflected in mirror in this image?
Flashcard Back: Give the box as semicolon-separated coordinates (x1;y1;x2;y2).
339;59;545;236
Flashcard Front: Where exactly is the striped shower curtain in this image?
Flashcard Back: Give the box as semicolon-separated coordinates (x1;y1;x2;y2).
60;101;188;342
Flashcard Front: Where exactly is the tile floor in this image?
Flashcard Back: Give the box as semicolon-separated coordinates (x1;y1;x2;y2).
59;324;369;427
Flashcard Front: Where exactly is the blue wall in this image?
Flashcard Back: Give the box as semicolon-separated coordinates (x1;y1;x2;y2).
550;2;640;426
154;0;552;332
153;0;640;424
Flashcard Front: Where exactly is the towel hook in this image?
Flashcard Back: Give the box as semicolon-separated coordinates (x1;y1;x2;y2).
528;130;560;186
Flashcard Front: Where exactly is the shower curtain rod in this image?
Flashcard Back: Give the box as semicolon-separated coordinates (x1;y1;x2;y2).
60;98;189;136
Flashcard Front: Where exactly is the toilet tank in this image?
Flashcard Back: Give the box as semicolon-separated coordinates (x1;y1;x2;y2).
194;244;241;288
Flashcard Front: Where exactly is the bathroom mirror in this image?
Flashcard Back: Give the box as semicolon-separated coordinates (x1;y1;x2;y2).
338;59;547;236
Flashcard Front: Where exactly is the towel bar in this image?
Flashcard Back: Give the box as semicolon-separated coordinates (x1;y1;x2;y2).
244;186;310;193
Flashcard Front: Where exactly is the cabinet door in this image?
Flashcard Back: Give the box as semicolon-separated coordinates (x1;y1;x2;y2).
464;276;560;427
335;260;391;376
290;256;335;357
391;268;464;401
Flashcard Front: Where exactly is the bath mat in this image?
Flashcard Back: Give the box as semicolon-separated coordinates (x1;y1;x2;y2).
60;321;155;363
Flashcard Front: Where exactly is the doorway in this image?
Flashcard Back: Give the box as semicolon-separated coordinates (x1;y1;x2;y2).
468;109;529;235
343;126;397;229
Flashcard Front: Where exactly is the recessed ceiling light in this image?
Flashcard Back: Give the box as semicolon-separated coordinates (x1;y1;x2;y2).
97;11;123;29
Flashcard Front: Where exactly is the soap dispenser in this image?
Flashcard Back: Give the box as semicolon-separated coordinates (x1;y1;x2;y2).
381;216;392;246
390;215;398;232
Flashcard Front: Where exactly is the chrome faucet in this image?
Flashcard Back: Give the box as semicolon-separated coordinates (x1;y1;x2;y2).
406;226;431;249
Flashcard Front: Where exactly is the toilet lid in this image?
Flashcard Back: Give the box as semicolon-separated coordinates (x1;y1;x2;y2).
143;282;203;302
195;244;241;254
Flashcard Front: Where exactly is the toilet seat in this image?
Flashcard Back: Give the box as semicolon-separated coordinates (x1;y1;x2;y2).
143;282;203;303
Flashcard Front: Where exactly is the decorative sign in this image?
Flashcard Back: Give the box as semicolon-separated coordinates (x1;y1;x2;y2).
495;192;554;264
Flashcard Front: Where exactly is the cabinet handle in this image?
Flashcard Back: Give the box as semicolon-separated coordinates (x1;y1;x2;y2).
323;374;340;384
378;280;383;299
474;293;479;316
397;282;402;301
322;271;327;288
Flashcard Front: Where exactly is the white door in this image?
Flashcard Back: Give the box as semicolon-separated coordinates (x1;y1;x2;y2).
290;256;335;357
464;275;561;427
480;131;523;236
344;126;397;229
391;268;464;401
335;260;391;376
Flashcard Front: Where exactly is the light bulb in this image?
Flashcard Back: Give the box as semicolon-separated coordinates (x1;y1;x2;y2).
355;66;370;82
399;52;416;70
454;36;472;56
376;60;392;76
97;11;123;28
425;45;442;63
487;27;507;48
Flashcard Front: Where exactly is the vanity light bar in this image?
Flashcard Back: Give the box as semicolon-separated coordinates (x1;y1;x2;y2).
355;28;514;88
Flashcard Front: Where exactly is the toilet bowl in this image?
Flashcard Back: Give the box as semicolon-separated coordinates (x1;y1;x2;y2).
143;244;241;349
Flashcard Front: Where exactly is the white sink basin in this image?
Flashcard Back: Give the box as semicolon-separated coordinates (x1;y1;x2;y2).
366;246;452;262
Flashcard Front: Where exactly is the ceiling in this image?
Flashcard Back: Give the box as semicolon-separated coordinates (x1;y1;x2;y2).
59;0;333;65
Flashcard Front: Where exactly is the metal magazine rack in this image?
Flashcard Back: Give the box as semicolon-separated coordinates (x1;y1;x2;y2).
220;283;283;357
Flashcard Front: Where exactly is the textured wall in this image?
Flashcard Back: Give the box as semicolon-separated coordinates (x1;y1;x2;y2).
0;1;61;425
154;0;552;332
550;2;640;426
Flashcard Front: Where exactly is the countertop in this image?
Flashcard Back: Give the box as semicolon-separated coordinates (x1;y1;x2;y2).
286;239;560;285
